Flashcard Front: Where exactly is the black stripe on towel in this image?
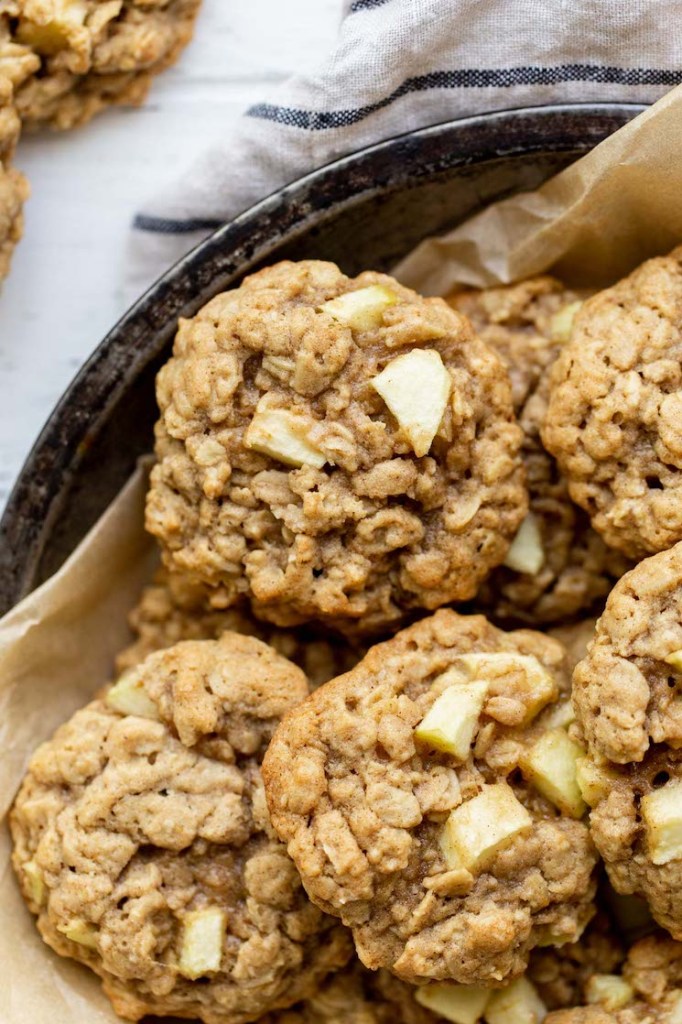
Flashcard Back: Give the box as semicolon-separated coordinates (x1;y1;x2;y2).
349;0;391;11
246;64;682;130
133;214;224;233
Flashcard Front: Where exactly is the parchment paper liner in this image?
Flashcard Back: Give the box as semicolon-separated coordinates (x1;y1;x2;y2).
4;84;682;1023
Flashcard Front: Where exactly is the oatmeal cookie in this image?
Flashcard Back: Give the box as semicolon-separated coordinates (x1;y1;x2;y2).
116;568;364;689
259;960;436;1024
146;260;526;633
0;0;201;131
11;634;351;1023
0;115;26;279
529;911;625;1011
582;749;682;944
542;247;682;559
263;609;598;986
262;917;621;1024
0;83;17;158
546;932;682;1023
571;543;682;937
573;544;682;765
263;955;567;1024
451;279;629;627
448;276;577;412
0;34;29;279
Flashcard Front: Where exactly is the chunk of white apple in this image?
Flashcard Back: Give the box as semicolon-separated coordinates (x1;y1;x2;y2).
415;983;491;1024
106;670;159;720
440;783;532;873
58;918;98;949
415;679;488;761
22;860;46;907
456;653;557;726
245;401;327;469
549;301;583;344
575;757;616;808
178;907;226;979
485;977;547;1024
543;700;575;730
371;348;452;457
321;285;397;331
665;650;682;672
584;974;634;1011
503;514;544;575
641;781;682;865
519;729;586;819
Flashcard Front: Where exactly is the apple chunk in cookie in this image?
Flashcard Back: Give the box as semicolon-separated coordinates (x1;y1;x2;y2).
263;609;598;986
572;541;682;940
146;260;526;634
10;634;351;1024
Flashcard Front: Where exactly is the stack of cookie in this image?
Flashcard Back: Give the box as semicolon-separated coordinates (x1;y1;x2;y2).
0;0;202;281
11;253;682;1023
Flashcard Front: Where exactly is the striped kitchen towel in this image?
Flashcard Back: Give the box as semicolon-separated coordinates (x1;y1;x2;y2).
129;0;682;292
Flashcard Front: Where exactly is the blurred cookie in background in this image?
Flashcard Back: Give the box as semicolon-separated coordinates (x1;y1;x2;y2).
0;0;202;130
0;22;30;279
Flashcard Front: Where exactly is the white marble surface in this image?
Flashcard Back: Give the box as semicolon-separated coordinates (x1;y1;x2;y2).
0;0;340;508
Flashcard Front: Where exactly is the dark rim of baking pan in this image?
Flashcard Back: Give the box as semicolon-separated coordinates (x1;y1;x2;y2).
0;101;645;613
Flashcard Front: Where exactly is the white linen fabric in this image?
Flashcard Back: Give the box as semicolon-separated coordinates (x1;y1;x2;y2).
129;0;682;291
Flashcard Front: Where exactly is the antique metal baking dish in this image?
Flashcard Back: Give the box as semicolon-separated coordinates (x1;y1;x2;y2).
0;102;644;614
